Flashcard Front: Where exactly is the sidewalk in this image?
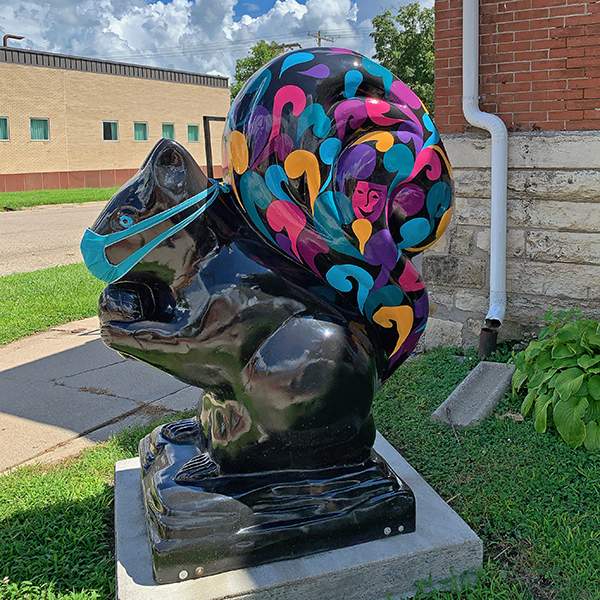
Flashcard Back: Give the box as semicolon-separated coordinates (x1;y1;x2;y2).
0;317;200;472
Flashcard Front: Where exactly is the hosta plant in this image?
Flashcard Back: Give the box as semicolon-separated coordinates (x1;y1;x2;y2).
512;308;600;451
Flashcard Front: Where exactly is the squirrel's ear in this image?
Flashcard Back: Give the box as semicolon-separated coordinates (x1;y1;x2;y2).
147;139;212;202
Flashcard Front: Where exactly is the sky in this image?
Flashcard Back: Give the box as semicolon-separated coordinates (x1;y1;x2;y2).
0;0;433;82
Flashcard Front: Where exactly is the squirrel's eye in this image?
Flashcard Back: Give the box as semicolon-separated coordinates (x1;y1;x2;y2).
119;215;134;228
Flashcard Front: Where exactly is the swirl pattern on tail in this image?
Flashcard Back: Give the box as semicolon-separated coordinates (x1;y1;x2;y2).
224;47;454;377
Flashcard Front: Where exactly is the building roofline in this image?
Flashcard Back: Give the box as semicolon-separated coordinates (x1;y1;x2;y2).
0;46;229;89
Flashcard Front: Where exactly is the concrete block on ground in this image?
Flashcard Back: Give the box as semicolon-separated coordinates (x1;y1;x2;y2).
431;361;515;428
115;433;482;600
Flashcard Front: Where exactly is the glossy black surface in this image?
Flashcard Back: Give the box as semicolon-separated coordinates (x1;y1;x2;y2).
140;416;414;583
83;47;453;583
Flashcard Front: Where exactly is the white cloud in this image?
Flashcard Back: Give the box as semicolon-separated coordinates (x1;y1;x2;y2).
0;0;430;81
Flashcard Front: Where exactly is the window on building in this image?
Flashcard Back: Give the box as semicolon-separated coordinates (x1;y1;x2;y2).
162;123;175;139
188;124;199;142
103;120;119;141
134;122;148;141
30;118;49;141
0;117;8;141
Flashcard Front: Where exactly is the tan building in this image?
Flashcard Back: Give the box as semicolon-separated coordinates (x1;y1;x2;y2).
0;47;230;192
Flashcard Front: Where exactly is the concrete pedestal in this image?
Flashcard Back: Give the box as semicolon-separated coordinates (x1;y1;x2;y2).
115;433;482;600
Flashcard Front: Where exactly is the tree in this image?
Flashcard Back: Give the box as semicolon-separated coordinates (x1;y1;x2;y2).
230;40;281;99
370;3;435;112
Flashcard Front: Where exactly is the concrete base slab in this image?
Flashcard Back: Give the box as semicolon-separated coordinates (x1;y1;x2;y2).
431;361;516;428
115;433;482;600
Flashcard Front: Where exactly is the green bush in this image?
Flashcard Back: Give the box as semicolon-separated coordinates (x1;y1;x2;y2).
512;308;600;451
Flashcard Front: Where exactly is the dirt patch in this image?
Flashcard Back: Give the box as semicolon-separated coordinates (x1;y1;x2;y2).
78;386;117;397
490;538;557;600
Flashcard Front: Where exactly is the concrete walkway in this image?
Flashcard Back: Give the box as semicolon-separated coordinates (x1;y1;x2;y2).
0;316;200;472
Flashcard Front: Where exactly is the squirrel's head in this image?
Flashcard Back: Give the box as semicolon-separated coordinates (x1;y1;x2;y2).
81;139;224;326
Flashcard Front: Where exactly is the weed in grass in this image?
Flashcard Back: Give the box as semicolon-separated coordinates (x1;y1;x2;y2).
410;564;535;599
0;264;104;345
0;188;118;211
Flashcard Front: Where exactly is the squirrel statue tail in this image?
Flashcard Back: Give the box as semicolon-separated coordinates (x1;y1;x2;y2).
223;47;454;380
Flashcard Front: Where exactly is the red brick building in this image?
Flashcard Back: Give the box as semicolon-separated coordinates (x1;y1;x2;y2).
421;0;600;348
435;0;600;133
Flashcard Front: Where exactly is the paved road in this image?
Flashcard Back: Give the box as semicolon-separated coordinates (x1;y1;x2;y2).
0;201;107;276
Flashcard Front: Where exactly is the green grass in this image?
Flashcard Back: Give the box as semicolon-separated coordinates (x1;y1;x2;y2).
0;418;171;600
1;349;599;599
375;348;600;600
0;264;104;345
0;188;118;211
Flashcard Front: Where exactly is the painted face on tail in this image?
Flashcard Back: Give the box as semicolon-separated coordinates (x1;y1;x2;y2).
351;182;387;223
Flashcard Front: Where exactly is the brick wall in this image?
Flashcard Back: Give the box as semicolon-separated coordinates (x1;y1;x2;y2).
0;165;224;193
435;0;600;133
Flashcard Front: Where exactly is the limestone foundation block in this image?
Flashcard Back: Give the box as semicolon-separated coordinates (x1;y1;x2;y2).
419;317;464;350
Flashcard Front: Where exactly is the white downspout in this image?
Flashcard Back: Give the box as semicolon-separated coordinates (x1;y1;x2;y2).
462;0;508;328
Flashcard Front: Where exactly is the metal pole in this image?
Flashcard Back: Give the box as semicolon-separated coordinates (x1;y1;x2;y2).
203;116;226;180
308;31;333;46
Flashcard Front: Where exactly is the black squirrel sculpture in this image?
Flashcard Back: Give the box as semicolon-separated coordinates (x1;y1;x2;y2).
81;47;453;583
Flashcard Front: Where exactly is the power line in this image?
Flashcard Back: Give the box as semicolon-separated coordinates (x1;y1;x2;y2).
83;28;374;62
